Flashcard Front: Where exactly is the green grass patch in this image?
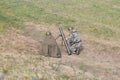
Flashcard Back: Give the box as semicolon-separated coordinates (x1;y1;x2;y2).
90;26;115;39
0;0;120;40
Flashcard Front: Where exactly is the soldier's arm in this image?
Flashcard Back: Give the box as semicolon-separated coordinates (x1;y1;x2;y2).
55;34;62;40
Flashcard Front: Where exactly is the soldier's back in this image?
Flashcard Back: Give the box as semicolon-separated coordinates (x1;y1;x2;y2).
41;35;61;58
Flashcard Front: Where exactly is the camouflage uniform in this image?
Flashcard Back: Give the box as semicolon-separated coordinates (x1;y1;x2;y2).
67;29;82;54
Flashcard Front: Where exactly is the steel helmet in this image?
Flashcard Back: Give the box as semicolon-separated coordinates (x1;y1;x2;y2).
46;31;52;36
68;27;73;31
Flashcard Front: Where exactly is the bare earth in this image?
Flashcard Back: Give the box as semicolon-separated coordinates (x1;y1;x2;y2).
0;22;120;80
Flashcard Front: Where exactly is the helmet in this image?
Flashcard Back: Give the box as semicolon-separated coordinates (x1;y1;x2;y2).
68;27;73;31
46;31;52;36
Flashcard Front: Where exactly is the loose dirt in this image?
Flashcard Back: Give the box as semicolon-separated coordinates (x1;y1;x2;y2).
0;22;119;80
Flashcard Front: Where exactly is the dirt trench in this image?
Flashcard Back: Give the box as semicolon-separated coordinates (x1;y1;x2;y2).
0;22;120;80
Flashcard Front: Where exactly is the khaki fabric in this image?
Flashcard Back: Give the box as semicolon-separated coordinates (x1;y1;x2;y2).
41;35;61;58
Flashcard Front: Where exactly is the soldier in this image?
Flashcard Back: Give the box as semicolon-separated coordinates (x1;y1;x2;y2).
67;27;82;55
41;31;61;58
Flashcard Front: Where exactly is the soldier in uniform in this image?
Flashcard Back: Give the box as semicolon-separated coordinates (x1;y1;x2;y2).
67;27;82;55
41;31;61;58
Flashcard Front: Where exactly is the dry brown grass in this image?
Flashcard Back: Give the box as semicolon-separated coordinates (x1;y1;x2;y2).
0;22;120;80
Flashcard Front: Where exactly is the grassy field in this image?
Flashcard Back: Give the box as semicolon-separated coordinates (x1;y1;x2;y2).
0;0;120;39
0;1;120;79
0;0;120;40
